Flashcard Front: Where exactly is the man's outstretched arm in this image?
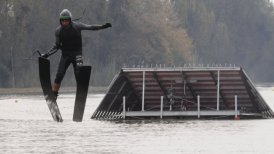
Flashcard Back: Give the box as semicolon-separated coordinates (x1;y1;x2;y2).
78;22;112;30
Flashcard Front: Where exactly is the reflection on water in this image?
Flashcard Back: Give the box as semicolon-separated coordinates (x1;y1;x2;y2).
0;89;274;153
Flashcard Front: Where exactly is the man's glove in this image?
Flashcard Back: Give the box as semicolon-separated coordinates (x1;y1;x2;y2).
41;47;58;58
41;53;49;58
102;23;112;29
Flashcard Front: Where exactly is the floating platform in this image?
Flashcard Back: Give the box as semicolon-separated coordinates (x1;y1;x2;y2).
91;67;274;120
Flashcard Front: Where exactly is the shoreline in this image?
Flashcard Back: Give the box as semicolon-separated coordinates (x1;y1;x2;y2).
0;86;107;95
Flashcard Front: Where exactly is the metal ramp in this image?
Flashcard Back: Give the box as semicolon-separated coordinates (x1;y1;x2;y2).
91;67;274;120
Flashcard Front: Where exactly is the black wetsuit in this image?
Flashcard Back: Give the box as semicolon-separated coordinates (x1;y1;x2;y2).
53;21;106;84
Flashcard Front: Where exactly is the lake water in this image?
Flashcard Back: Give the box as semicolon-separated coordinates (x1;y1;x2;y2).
1;87;274;154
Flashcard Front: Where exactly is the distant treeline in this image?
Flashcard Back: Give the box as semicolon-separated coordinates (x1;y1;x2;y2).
0;0;274;88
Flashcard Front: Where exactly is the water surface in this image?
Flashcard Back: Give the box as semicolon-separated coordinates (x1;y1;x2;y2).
1;88;274;153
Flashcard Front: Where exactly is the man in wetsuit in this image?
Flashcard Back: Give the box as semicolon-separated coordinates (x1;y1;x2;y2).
42;9;111;99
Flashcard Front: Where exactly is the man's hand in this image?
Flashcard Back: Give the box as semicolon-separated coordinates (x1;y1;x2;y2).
102;23;112;29
41;53;49;58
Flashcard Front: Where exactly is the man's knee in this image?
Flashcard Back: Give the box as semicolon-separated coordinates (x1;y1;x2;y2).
76;55;83;67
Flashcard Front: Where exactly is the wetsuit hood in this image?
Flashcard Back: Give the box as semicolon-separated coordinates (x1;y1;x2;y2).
60;9;72;20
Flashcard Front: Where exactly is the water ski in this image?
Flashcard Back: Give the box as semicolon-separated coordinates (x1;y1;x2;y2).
38;57;63;122
73;66;92;122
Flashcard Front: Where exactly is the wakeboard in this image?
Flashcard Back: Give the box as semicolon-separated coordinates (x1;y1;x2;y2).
73;66;92;122
38;57;63;122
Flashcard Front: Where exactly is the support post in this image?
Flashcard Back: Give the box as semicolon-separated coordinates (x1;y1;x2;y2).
235;95;238;118
198;95;200;118
160;96;163;119
217;70;220;111
183;80;186;95
142;71;145;111
123;96;126;119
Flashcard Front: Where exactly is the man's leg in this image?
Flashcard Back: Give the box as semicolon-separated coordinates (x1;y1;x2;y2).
53;56;71;100
52;83;60;98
